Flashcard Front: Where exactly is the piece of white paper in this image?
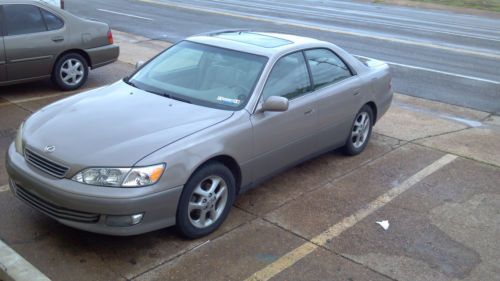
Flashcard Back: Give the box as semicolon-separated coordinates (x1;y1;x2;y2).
376;220;390;230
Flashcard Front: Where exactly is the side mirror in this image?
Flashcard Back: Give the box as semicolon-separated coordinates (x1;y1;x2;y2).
135;61;145;69
260;96;289;112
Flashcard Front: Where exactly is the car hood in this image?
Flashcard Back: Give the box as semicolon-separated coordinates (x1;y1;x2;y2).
23;81;233;172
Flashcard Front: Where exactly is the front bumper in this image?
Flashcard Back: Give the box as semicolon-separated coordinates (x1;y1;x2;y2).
6;143;182;236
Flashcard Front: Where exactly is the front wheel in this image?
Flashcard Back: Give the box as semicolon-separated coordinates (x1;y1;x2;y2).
176;162;236;239
52;53;89;91
343;105;374;156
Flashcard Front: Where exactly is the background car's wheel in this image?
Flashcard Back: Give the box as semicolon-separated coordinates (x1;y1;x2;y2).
52;53;89;91
176;162;236;239
343;104;374;156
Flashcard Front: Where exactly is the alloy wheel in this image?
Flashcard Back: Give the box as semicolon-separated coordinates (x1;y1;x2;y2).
188;175;228;229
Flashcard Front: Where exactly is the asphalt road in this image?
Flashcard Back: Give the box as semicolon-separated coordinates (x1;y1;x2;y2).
66;0;500;113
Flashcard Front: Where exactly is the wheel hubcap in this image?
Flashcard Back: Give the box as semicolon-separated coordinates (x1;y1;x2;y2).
60;58;84;86
188;176;228;229
351;112;370;149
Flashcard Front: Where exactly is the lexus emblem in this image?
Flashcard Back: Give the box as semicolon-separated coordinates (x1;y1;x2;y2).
44;145;56;153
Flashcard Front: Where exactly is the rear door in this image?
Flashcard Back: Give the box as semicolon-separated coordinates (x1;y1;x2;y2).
304;48;362;150
3;4;67;82
0;6;6;82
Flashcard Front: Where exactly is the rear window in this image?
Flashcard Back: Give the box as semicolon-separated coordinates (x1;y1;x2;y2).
4;4;46;36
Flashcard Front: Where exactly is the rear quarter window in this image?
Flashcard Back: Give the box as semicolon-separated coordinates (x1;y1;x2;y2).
40;8;64;31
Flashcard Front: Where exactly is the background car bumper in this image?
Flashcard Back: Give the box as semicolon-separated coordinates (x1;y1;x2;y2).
86;44;120;69
5;143;182;236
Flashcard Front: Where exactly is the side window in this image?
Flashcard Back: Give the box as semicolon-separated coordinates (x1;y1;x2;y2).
262;52;310;100
4;4;46;36
305;49;352;90
40;9;64;31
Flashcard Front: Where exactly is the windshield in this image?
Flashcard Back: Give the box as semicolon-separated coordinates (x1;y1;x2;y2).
129;41;268;110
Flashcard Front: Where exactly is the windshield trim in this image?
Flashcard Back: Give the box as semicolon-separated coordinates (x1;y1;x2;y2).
127;40;269;111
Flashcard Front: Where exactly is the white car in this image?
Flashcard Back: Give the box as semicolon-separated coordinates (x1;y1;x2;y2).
37;0;63;9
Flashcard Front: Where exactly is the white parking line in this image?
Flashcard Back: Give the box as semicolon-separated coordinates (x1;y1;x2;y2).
355;55;500;85
0;185;9;193
97;8;154;21
244;154;457;281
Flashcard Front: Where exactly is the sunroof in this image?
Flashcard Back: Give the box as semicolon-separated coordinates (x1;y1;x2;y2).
214;32;292;48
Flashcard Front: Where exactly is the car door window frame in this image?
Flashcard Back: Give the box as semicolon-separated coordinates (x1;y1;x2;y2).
255;50;314;109
304;47;357;92
3;4;50;36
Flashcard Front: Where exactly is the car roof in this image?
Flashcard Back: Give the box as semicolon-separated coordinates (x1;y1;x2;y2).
186;30;327;57
0;0;53;8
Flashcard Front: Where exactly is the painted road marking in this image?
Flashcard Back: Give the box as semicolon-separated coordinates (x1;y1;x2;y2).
0;185;9;193
206;0;500;43
244;154;457;281
140;0;500;60
355;55;500;85
0;93;64;107
97;8;154;21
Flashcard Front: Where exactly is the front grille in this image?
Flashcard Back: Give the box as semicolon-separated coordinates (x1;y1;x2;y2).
24;148;69;178
15;185;99;223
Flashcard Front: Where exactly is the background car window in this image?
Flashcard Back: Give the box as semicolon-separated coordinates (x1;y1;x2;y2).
305;49;352;90
40;9;64;31
262;52;311;100
4;4;46;36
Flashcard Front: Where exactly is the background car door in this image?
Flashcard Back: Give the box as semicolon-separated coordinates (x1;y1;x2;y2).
3;4;67;82
304;48;362;150
249;52;318;179
0;6;6;82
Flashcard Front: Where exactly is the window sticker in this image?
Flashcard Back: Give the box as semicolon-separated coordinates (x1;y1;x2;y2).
217;96;241;105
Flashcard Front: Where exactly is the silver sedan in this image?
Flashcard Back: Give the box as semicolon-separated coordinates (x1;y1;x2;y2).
6;31;392;238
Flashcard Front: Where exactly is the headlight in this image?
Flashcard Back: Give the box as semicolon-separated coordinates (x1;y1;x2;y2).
15;122;24;155
72;164;165;187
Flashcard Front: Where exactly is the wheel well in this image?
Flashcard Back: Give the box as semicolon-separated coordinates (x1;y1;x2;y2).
366;102;378;124
55;49;92;69
203;155;242;194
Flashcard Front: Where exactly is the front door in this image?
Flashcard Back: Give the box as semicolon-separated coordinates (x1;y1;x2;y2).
3;4;67;82
249;51;318;180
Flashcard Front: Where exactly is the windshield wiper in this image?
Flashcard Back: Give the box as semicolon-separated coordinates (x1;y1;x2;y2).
151;91;192;104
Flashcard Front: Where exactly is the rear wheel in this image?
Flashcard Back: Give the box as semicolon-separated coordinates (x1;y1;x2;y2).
343;105;374;156
52;53;88;91
176;162;236;239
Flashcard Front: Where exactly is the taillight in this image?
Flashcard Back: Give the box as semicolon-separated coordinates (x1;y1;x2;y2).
107;29;114;44
60;0;65;9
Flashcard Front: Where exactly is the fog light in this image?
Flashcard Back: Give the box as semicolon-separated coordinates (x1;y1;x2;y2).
106;213;144;227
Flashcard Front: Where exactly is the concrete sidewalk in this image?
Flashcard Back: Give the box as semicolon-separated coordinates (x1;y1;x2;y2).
0;30;499;281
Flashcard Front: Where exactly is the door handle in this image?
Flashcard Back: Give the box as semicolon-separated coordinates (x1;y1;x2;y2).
304;108;314;115
52;36;64;42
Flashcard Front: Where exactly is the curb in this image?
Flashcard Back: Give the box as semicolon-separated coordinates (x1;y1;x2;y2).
0;239;50;281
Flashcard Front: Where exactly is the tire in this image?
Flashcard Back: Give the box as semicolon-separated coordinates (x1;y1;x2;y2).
343;105;374;156
176;162;236;239
52;53;89;91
